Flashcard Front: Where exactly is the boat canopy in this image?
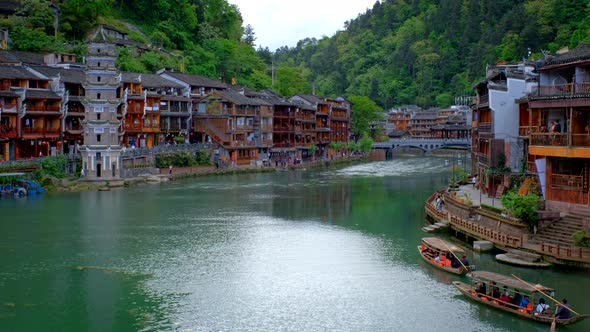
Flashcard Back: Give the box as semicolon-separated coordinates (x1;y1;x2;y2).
467;271;554;293
422;237;466;254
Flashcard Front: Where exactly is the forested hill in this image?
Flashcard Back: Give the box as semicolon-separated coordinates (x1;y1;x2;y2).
270;0;590;108
1;0;270;90
2;1;590;109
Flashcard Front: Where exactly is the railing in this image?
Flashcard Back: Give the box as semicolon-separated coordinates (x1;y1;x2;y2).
538;83;574;96
478;153;489;165
425;193;448;221
538;243;590;261
27;106;61;112
478;122;491;132
261;139;273;146
477;94;489;104
449;215;523;248
551;173;583;191
577;82;590;94
571;134;590;147
21;127;60;135
530;133;567;146
519;126;539;136
124;123;142;131
0;125;17;135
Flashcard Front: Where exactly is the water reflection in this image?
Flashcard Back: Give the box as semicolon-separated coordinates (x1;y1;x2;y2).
1;156;589;331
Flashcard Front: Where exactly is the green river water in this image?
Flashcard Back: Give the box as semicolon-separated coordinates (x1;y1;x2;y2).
1;156;589;332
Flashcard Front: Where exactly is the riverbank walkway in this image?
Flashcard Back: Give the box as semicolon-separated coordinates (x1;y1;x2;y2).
425;184;590;267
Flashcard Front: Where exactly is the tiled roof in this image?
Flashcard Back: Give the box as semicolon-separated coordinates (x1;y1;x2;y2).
213;90;268;106
412;112;439;120
293;94;328;105
0;50;45;65
123;72;184;88
162;70;227;89
0;91;19;97
31;66;85;84
0;65;42;80
26;89;60;99
543;43;590;66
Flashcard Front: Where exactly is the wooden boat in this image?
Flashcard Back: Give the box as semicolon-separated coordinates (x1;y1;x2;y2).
418;237;470;275
453;271;589;326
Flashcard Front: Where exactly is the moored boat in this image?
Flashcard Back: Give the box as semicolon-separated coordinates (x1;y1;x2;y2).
453;271;589;326
418;237;471;275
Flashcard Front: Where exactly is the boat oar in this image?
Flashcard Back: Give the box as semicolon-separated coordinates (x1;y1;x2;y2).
550;317;556;332
441;241;469;272
511;274;581;317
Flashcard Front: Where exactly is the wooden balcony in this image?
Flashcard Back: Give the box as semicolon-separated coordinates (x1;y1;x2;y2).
477;94;489;105
537;82;590;97
519;126;539;136
124;123;142;131
22;127;60;135
222;140;256;148
478;122;491;132
0;125;17;137
551;173;583;191
478;153;489;165
27;106;61;113
530;133;567;146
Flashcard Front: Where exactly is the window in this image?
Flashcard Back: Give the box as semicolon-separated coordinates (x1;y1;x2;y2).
97;62;101;67
97;113;101;120
97;49;101;53
97;76;101;82
97;134;101;142
97;93;101;99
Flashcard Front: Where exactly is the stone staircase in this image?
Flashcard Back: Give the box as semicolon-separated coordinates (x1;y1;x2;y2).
529;212;588;246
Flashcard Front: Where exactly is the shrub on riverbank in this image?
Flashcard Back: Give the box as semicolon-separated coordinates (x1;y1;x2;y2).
155;151;211;168
501;191;541;230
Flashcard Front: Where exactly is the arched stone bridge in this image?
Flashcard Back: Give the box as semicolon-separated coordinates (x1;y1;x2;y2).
373;138;471;152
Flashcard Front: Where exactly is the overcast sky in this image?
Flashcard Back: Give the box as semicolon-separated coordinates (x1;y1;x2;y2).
228;0;377;50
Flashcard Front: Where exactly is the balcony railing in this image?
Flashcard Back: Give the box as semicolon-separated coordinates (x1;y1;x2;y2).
21;127;60;135
537;82;590;97
124;123;142;131
551;173;583;191
530;133;567;146
478;122;491;132
27;106;61;113
519;126;540;136
0;125;17;135
477;94;489;104
478;153;489;165
571;134;590;147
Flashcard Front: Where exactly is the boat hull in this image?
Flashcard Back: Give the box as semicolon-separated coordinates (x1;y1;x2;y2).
452;281;588;326
418;246;467;275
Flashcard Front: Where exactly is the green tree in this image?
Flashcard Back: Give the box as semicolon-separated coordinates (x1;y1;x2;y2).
348;95;383;140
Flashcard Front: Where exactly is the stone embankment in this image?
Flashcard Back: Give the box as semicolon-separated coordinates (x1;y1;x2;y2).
425;186;590;268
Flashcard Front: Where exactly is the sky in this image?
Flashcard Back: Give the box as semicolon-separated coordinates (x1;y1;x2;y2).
228;0;377;50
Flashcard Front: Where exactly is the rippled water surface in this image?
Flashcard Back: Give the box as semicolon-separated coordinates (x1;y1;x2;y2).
1;155;589;331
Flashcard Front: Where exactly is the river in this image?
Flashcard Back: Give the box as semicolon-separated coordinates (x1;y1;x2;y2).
1;155;589;331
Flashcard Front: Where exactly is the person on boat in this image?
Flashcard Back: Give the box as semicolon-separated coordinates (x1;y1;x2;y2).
555;299;571;320
512;289;522;306
450;256;460;268
476;281;487;295
460;255;469;267
498;286;511;305
434;253;442;263
519;295;530;308
535;298;550;315
488;282;500;298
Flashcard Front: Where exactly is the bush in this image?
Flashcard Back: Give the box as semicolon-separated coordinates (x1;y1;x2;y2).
155;151;211;168
501;191;541;230
572;230;590;247
40;156;68;178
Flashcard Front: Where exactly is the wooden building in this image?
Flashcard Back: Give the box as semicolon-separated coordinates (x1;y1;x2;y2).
519;43;590;208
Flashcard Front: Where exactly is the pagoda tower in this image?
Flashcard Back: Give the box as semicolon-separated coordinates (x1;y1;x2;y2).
80;31;123;181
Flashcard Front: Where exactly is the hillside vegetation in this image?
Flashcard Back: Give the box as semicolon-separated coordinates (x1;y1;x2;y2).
2;0;590;108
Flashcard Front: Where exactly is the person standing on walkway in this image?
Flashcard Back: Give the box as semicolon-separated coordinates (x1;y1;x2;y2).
169;165;173;175
471;175;477;188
